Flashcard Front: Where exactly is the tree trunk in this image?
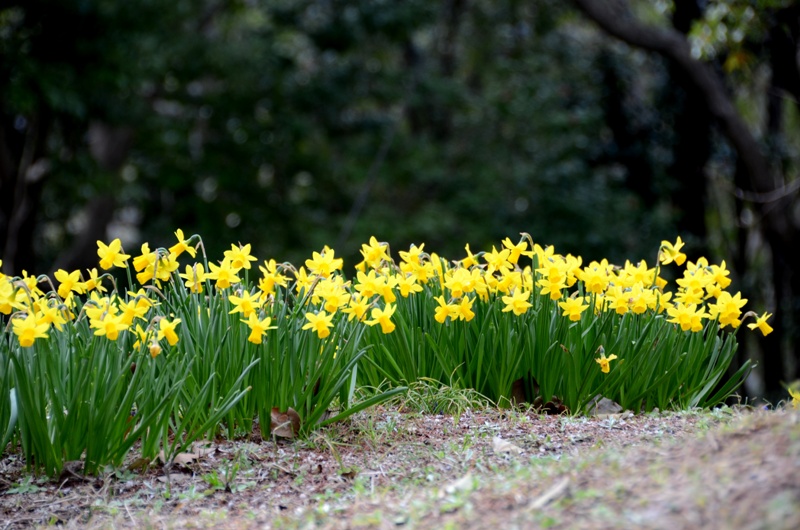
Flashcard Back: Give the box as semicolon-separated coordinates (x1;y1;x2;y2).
1;111;51;275
571;0;798;397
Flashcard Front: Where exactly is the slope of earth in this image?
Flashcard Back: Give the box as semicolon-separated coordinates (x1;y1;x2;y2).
0;406;797;529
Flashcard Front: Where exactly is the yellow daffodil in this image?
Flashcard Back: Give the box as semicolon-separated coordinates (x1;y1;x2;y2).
667;302;707;332
97;238;131;270
357;236;391;270
12;312;49;347
54;269;86;299
659;236;686;266
229;289;260;317
708;291;747;329
180;263;206;293
558;296;589;322
444;268;474;298
461;244;480;269
483;246;513;274
36;302;68;331
579;260;611;295
169;228;197;258
258;259;288;296
133;243;156;273
399;243;425;266
83;268;107;293
119;299;149;326
747;311;773;336
434;295;457;324
154;253;180;282
0;279;17;315
207;259;241;289
303;310;334;339
396;274;423;298
501;289;532;316
305;247;343;278
241;313;277;344
92;312;129;341
224;243;258;271
365;303;396;334
341;294;371;322
501;237;528;264
537;277;565;301
294;267;314;294
605;285;630;316
158;317;181;346
788;388;800;409
454;296;475;322
131;324;152;350
595;349;618;374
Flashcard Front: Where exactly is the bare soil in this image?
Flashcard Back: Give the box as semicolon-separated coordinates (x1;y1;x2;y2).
1;405;798;529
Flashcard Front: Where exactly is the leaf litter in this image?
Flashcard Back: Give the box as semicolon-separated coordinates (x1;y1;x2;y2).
0;405;798;529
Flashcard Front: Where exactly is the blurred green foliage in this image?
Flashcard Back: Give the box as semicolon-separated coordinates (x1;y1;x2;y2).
1;0;684;271
2;0;800;399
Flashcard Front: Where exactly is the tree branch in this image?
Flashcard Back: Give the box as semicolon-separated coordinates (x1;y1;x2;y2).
571;0;775;195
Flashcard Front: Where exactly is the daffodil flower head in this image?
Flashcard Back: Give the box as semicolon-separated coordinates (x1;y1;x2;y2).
501;289;532;316
228;289;260;317
91;312;129;341
365;303;397;334
302;310;334;339
708;291;748;329
558;296;589;322
207;259;242;290
54;269;86;299
305;247;343;278
224;243;258;271
258;259;289;296
12;312;50;347
241;312;277;344
455;295;475;322
169;228;197;259
358;236;391;270
180;263;206;293
83;268;107;293
157;317;181;346
595;347;618;374
97;238;131;270
341;294;371;322
501;237;528;265
399;243;425;266
659;236;686;266
788;388;800;409
746;311;773;336
149;340;162;359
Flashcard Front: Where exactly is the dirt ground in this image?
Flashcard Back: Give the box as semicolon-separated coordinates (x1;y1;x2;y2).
1;404;798;529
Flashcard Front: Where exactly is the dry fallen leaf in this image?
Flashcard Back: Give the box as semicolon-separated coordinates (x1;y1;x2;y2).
157;445;211;467
528;477;570;510
440;473;475;497
492;436;523;454
156;450;197;467
172;452;199;467
271;407;302;438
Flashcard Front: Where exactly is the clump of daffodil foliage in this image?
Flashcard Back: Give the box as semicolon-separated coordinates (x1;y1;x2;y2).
0;231;771;476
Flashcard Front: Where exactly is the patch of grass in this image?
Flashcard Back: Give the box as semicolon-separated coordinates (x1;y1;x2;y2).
392;378;492;417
